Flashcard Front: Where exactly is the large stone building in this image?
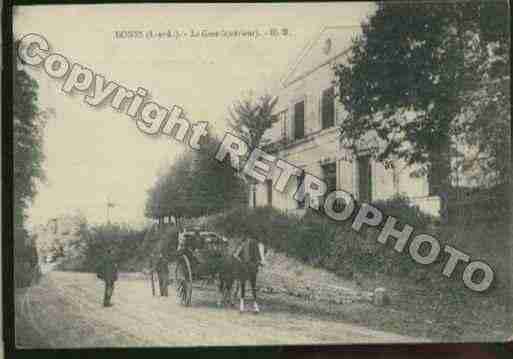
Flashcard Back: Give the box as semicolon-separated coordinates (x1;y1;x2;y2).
250;26;440;216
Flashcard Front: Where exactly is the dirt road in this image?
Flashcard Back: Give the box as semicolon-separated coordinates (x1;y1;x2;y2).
15;271;420;348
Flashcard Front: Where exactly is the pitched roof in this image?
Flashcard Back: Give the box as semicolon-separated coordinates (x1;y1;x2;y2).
281;26;354;87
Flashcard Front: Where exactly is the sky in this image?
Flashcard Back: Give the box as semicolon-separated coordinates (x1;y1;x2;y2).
14;2;375;227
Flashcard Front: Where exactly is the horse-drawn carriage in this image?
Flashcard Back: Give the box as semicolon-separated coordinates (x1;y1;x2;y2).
174;227;229;306
147;224;265;312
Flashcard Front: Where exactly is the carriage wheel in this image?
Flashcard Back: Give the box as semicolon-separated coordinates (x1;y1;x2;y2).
175;255;192;306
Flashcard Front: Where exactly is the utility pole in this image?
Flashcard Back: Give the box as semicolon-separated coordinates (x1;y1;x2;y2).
106;196;117;224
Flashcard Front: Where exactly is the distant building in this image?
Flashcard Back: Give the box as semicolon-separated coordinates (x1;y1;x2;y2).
33;214;84;261
251;26;440;216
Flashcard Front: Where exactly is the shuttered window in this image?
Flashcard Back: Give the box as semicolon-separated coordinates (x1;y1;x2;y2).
358;155;372;203
294;101;305;140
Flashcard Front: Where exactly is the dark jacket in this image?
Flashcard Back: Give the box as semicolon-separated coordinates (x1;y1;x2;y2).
155;256;169;276
97;256;118;283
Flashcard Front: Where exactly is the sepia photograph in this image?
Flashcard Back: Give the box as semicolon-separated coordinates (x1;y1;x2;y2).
7;0;512;351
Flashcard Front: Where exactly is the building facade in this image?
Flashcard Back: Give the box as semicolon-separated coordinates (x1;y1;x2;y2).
33;214;84;262
250;27;440;216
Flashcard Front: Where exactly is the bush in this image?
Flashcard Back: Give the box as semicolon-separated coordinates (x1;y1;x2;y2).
345;195;436;277
206;196;436;281
207;206;302;250
448;183;511;225
56;223;146;272
371;195;435;229
14;227;40;288
136;224;180;262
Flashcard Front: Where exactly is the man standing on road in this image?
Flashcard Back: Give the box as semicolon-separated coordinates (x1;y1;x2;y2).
96;247;119;307
155;253;169;297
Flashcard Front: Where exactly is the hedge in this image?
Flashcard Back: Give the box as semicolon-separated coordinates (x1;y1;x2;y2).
202;195;436;280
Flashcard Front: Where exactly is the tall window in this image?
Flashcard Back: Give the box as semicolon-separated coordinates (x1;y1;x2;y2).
428;164;443;196
266;179;273;206
294;101;305;140
358;155;372;203
321;87;335;129
322;162;340;210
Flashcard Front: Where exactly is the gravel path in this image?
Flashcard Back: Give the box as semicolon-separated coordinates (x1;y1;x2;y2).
15;271;420;348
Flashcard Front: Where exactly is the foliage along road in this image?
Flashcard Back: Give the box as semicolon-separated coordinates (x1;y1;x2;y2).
15;271;419;348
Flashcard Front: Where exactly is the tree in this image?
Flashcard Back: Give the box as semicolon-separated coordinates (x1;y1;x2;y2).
14;54;46;227
228;92;279;199
455;2;510;187
13;40;51;287
145;90;279;222
334;1;510;203
228;92;279;150
145;136;246;224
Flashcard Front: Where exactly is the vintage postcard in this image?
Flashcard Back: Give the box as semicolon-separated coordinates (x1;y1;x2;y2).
9;1;511;350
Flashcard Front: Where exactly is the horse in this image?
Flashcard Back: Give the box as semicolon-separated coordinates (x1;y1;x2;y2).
217;237;266;313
